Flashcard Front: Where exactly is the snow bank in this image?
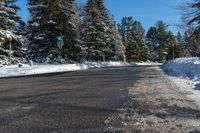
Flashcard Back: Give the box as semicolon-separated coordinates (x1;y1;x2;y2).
136;61;162;66
166;76;200;108
163;57;200;108
0;61;130;77
163;57;200;80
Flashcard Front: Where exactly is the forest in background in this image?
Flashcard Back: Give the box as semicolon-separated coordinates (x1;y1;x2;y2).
0;0;199;65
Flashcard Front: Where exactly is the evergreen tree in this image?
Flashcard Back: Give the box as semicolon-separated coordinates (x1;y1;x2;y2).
118;17;134;48
167;44;182;60
176;31;182;44
126;21;147;62
0;0;8;43
27;0;50;62
5;0;24;57
181;0;200;56
61;0;81;62
82;0;118;61
146;21;170;62
181;26;200;57
111;23;126;61
146;21;176;62
183;32;191;56
0;0;23;64
5;0;24;30
176;31;185;57
184;0;200;33
118;17;147;62
0;0;22;30
146;27;159;61
0;0;11;30
96;0;114;60
155;21;169;62
187;0;200;56
189;31;200;56
27;0;81;63
167;32;182;60
82;0;103;61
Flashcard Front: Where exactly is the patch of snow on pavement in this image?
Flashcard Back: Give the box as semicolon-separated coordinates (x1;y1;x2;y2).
163;57;200;108
167;76;200;108
0;61;130;77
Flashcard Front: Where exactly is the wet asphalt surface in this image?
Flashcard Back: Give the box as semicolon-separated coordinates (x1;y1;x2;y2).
1;66;200;133
0;66;138;133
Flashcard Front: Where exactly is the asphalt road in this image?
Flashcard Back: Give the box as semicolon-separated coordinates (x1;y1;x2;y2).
0;66;200;133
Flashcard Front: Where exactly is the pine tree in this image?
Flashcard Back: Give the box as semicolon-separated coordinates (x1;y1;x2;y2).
181;0;200;56
183;0;200;33
27;0;81;63
82;0;102;61
146;21;169;62
126;21;147;62
176;31;185;57
96;0;115;60
60;0;81;62
177;32;182;44
146;21;176;62
0;0;8;43
167;32;182;60
0;0;21;30
181;26;200;57
118;17;134;48
82;0;114;61
155;21;169;62
146;27;159;61
189;31;200;56
0;0;10;30
118;18;147;62
27;0;50;62
182;31;191;56
0;0;23;64
6;0;24;57
167;44;182;60
187;0;200;56
5;0;24;29
111;23;126;61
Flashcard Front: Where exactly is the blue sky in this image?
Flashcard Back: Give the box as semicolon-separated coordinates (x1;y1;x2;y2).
16;0;186;33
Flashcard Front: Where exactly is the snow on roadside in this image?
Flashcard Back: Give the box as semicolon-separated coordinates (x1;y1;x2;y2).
136;61;162;66
0;61;130;77
163;57;200;108
166;76;200;108
163;57;200;80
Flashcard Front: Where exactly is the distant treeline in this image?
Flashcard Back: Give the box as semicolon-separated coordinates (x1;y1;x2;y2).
0;0;199;64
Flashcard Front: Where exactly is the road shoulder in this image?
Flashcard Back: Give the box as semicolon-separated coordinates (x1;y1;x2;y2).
106;66;200;133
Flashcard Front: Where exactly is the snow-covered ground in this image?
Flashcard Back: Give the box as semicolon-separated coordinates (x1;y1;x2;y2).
0;61;130;77
163;57;200;108
136;61;162;66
